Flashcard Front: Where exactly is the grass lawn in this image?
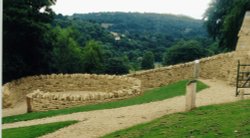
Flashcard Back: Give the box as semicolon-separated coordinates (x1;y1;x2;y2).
3;80;208;124
103;99;250;138
2;120;78;138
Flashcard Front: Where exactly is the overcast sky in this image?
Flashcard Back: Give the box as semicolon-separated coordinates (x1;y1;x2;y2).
51;0;212;19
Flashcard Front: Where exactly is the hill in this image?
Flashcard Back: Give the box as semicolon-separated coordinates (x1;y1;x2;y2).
60;12;212;65
72;12;207;40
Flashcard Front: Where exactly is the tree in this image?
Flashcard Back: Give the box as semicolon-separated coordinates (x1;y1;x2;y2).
163;40;210;65
141;51;155;69
104;57;129;75
3;0;56;83
204;0;250;50
50;26;84;73
83;40;105;73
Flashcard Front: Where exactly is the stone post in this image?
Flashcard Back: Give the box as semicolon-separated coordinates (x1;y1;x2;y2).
26;95;32;113
193;60;200;79
186;60;199;111
240;89;245;100
186;80;197;111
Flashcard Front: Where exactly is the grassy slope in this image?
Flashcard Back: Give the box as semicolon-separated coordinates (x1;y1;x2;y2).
3;80;208;124
2;121;78;138
103;99;250;138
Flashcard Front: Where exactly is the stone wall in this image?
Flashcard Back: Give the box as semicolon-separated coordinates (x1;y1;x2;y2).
27;81;141;112
3;74;141;109
3;52;248;111
128;52;238;90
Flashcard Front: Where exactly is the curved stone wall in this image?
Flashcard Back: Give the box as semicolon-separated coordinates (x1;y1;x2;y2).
3;74;141;109
27;80;141;112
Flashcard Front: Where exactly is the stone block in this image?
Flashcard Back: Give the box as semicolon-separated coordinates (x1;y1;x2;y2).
109;93;114;98
113;92;119;98
100;93;105;100
127;90;133;95
117;90;124;97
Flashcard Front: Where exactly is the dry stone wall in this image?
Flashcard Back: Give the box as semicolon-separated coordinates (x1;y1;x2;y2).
128;52;237;90
3;52;247;110
3;74;141;110
27;81;140;112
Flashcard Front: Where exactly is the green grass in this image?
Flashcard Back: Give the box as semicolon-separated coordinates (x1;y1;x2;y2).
2;120;78;138
103;99;250;138
3;80;208;124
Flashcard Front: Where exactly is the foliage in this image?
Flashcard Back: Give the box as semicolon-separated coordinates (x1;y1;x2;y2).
50;26;84;73
103;99;250;138
3;0;56;83
3;2;213;83
52;15;114;46
3;80;208;124
141;51;155;69
82;40;105;73
73;12;207;39
104;57;129;75
2;121;78;138
204;0;250;50
163;40;211;65
71;12;210;64
206;41;228;55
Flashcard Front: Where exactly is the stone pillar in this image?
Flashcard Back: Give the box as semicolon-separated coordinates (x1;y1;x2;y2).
26;95;32;113
236;12;250;52
239;89;245;100
236;11;250;62
228;11;250;85
193;60;200;79
186;80;196;111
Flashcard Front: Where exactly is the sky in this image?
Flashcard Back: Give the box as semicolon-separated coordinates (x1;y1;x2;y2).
51;0;212;19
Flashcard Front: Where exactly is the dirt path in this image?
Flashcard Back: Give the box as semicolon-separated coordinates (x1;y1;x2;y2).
3;79;249;138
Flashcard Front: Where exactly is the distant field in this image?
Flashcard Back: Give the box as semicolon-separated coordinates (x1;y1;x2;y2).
3;80;208;124
2;121;78;138
103;99;250;138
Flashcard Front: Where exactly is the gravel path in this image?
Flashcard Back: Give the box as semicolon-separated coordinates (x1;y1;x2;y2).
3;79;249;138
